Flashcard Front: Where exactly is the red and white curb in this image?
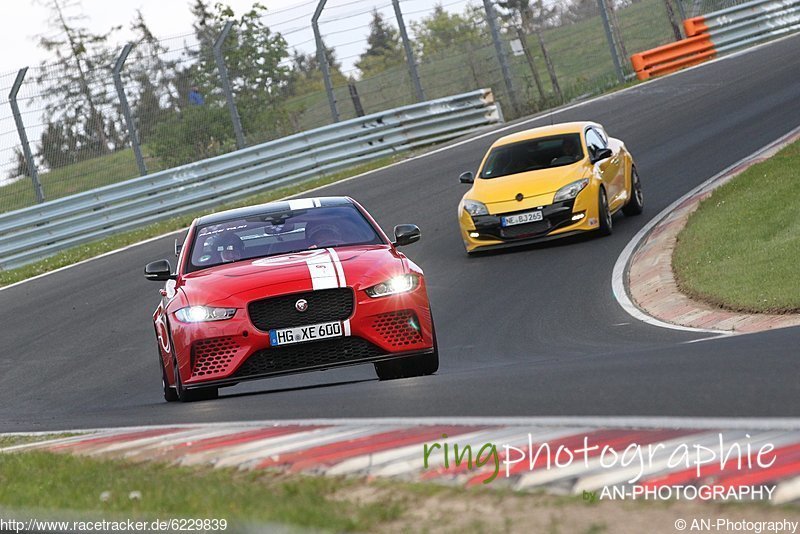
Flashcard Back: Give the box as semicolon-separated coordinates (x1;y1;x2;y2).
613;124;800;334
3;417;800;505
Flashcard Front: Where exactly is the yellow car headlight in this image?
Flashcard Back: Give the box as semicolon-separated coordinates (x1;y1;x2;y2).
463;199;489;217
553;178;590;203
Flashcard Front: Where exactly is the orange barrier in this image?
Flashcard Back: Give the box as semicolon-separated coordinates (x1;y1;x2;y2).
630;33;716;80
683;16;709;37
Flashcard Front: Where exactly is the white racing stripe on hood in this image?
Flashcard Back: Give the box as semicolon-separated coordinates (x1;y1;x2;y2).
306;250;339;290
327;248;346;288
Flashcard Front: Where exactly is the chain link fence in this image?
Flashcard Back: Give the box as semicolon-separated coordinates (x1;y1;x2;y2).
0;0;757;216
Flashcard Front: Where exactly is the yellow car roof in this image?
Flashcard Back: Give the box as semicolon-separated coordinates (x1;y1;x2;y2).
491;122;598;148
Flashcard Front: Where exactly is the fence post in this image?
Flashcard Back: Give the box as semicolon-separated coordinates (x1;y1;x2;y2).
515;27;546;103
313;0;340;123
596;0;625;83
605;0;628;60
214;20;246;149
9;68;44;204
674;0;688;24
483;0;520;117
392;0;425;102
112;43;147;176
348;82;365;117
663;0;685;40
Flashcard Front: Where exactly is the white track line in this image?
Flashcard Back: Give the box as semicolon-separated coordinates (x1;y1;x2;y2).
611;124;800;334
3;33;796;294
5;416;800;437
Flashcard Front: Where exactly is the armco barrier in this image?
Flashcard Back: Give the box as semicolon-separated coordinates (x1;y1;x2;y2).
0;90;502;270
629;34;716;79
631;0;800;79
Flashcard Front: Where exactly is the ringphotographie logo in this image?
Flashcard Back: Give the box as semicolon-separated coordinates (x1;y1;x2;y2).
422;432;779;502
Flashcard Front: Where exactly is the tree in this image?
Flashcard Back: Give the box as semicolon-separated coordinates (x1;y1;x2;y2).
35;0;122;160
498;0;563;101
126;10;183;143
38;120;79;170
285;43;347;97
497;0;556;32
10;148;32;180
562;0;599;23
411;4;484;58
355;10;404;77
186;2;290;106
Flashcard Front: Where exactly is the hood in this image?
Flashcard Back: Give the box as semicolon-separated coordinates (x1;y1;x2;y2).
470;162;589;205
179;245;404;307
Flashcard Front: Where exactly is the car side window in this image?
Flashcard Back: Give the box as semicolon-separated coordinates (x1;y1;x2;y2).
595;127;609;145
585;128;606;151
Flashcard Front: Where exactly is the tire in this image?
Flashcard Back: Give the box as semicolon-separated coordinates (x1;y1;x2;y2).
622;167;644;216
173;354;219;402
598;187;613;236
161;355;179;402
375;315;439;380
155;325;179;402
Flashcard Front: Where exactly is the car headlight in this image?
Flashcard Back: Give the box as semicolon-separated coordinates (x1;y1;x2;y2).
365;274;419;298
463;199;489;217
175;306;237;323
553;178;590;202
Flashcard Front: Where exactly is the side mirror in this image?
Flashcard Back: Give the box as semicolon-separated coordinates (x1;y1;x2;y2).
145;259;175;281
459;171;474;184
590;147;613;163
393;224;421;247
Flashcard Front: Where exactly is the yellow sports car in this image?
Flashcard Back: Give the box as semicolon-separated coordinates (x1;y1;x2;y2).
457;121;643;253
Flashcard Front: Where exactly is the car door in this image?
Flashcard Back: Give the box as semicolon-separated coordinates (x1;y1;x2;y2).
596;126;627;210
587;127;624;210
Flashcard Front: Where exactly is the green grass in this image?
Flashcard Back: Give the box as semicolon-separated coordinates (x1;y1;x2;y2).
0;450;402;531
0;154;402;288
673;138;800;313
0;149;165;215
0;434;77;448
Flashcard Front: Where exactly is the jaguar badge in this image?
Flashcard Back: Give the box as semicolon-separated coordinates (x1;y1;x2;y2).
295;299;308;312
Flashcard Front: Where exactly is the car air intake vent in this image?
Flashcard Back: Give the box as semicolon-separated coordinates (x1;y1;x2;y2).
192;337;239;377
233;337;385;377
371;310;424;347
248;288;354;331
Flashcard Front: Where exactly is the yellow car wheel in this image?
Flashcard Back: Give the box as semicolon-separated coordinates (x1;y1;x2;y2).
598;187;613;236
622;167;644;216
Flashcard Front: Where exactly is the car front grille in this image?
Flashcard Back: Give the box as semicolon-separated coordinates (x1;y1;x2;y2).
472;200;575;241
248;288;354;331
232;337;386;377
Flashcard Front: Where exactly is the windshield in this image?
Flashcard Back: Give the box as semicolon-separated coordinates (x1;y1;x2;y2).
480;133;583;179
187;205;384;272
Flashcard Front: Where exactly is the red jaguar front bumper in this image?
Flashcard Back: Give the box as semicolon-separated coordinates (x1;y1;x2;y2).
168;280;434;389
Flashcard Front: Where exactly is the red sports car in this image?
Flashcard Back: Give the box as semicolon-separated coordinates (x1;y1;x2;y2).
145;196;438;402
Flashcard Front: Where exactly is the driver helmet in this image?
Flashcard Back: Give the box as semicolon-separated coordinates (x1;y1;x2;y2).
305;222;342;249
213;232;244;263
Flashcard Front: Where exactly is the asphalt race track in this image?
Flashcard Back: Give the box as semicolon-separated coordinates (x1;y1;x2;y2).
2;36;799;431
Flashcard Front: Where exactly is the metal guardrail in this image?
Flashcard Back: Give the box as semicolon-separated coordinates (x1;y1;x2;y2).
631;0;799;79
685;0;800;44
0;89;502;270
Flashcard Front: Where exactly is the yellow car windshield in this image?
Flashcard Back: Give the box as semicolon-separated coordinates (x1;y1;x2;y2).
480;133;583;179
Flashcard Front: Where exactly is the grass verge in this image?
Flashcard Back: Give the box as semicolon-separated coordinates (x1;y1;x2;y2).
673;138;800;313
0;448;797;533
0;450;402;531
0;434;77;449
0;154;403;288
